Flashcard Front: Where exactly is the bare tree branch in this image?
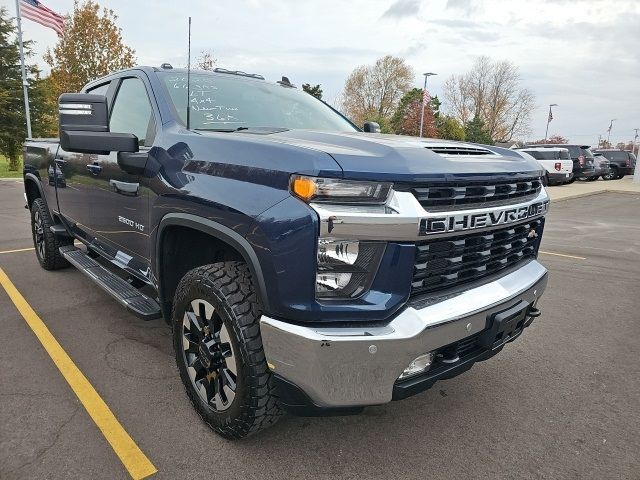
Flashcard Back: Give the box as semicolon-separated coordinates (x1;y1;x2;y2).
442;57;535;142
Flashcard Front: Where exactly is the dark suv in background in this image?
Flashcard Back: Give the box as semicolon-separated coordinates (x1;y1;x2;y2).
594;149;637;179
531;144;596;181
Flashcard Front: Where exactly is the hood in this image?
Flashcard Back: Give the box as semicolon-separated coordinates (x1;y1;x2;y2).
259;130;542;183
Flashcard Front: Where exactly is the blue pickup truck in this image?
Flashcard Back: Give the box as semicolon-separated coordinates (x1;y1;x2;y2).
23;65;549;439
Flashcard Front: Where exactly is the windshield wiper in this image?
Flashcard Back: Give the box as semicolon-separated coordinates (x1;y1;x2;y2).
194;126;289;134
194;127;249;132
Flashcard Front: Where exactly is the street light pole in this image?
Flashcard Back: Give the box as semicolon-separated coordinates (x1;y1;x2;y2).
633;128;640;184
419;72;437;138
544;104;557;141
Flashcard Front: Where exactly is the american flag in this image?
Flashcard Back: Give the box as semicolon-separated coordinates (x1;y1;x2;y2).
20;0;65;37
548;109;553;122
422;89;431;104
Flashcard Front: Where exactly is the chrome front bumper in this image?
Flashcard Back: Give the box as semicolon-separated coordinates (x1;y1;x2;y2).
260;260;548;408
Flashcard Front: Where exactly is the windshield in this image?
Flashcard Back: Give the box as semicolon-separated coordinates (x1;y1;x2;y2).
159;72;357;132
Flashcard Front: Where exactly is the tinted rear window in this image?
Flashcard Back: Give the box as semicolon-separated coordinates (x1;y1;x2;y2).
556;146;593;159
599;151;629;161
525;150;560;160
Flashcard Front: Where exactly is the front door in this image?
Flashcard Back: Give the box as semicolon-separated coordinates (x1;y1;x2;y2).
84;76;157;279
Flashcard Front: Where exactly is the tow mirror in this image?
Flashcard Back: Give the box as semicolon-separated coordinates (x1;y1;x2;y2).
363;121;381;133
58;93;138;155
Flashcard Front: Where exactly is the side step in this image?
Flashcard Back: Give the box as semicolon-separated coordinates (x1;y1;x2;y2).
50;224;73;237
59;245;161;321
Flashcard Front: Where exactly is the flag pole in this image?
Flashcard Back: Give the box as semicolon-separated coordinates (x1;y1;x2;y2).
15;0;32;139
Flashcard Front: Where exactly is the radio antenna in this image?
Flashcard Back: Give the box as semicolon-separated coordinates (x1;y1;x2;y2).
186;16;192;130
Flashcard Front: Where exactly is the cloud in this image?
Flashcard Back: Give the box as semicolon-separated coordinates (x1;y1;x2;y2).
446;0;482;14
381;0;421;19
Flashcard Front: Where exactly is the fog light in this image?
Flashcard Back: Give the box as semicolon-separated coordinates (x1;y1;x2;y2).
316;272;353;294
318;239;359;266
398;352;434;379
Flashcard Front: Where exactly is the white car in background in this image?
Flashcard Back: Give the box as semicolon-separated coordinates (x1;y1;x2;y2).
515;147;574;185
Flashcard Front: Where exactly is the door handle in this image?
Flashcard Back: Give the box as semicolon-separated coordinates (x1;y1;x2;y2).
86;163;102;175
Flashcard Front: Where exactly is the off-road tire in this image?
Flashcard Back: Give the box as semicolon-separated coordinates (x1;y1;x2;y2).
30;198;71;270
172;262;282;439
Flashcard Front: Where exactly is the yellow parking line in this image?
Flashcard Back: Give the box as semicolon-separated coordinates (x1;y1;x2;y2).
0;267;157;480
0;247;35;254
539;250;586;260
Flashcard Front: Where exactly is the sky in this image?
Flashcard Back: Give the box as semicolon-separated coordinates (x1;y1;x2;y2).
2;0;639;145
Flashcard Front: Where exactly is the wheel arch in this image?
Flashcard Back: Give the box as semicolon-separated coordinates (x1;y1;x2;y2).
24;173;46;210
155;213;270;321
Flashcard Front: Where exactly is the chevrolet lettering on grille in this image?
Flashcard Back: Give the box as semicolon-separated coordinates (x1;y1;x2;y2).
419;201;549;235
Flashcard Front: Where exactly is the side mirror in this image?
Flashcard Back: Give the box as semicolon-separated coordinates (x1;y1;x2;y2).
363;121;381;133
58;93;138;155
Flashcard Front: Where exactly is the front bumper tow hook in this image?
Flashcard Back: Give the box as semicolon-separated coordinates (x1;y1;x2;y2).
527;306;541;318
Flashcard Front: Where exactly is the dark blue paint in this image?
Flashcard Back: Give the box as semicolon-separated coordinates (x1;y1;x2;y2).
25;66;543;324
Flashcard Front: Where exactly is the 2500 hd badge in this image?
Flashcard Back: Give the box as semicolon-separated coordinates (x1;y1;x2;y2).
420;201;549;235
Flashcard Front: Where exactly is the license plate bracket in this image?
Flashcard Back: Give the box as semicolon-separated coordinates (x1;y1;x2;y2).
478;300;530;350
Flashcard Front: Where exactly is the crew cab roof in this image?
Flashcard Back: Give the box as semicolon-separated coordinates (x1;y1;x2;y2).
84;65;273;91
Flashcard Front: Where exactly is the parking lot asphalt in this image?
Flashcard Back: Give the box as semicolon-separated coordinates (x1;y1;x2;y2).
1;179;639;480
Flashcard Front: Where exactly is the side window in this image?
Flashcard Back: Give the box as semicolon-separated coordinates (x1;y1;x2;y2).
110;77;156;147
86;82;110;96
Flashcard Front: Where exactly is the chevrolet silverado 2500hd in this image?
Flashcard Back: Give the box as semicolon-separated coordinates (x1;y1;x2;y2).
23;65;549;439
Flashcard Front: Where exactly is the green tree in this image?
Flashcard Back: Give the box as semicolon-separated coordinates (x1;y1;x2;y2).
436;115;465;141
44;0;135;97
0;7;55;170
430;95;441;118
390;88;437;137
302;83;323;100
464;115;493;145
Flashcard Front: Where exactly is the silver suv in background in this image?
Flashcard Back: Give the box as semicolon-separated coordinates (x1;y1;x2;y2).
591;153;612;181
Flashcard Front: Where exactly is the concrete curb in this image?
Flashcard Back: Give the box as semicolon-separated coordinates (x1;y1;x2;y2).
0;178;23;181
550;189;640;203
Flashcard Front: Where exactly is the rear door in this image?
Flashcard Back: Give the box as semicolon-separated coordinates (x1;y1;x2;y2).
85;75;157;277
55;81;113;240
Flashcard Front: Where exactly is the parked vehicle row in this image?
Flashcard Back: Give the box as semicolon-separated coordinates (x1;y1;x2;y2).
515;144;635;185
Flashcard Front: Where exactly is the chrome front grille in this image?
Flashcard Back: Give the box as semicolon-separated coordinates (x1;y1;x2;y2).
411;219;544;296
401;177;542;211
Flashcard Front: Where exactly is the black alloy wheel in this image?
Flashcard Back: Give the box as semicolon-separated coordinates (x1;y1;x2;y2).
603;167;618;180
181;298;238;411
33;208;46;260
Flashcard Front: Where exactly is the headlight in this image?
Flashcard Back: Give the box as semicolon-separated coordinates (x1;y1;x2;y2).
316;239;385;298
291;175;392;204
